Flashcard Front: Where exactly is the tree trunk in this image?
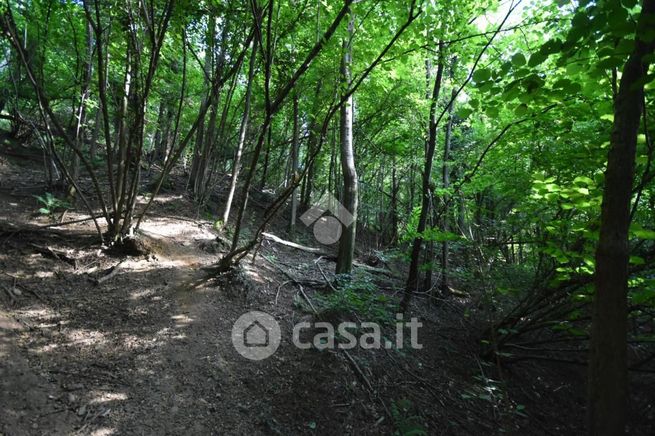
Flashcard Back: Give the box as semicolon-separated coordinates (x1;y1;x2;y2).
259;127;272;190
302;81;323;208
389;155;399;245
401;42;445;311
194;16;230;202
587;1;655;434
440;87;456;292
89;107;101;162
152;100;166;162
68;22;93;201
223;40;257;226
289;93;300;237
335;12;357;275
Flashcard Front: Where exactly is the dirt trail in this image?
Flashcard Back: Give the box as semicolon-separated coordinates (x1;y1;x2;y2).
0;204;369;435
99;217;270;434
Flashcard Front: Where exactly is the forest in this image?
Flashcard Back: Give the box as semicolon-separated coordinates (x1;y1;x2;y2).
0;0;654;434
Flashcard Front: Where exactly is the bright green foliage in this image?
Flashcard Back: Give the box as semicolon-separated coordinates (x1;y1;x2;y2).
34;193;70;218
316;272;397;325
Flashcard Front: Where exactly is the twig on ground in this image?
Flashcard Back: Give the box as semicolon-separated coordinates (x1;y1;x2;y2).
40;215;101;228
297;282;318;315
94;260;126;285
314;256;338;292
343;349;374;392
275;280;292;305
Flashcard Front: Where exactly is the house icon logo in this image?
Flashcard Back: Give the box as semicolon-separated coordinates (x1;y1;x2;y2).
244;320;269;347
300;193;354;245
232;311;281;360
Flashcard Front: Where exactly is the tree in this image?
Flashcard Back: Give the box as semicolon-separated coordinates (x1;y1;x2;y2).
588;1;655;433
401;42;445;310
335;9;357;275
223;39;258;226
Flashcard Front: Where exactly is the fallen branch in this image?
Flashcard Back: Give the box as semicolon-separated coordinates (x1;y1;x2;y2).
315;257;338;292
343;349;374;392
262;232;399;278
30;243;77;268
352;262;400;278
261;255;322;285
275;280;292;305
94;260;126;285
261;232;329;255
40;214;106;228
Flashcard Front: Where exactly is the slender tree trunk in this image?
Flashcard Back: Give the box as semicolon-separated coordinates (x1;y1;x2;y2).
389;155;399;245
67;22;93;201
289;93;300;237
408;160;416;215
440;87;455;292
213;68;239;175
259;127;272;190
194;16;230;202
328;122;337;196
302;81;323;208
113;43;132;233
336;12;357;275
189;16;217;189
422;187;435;292
587;1;655;434
401;42;444;311
223;41;257;225
89;107;100;162
152;100;166;162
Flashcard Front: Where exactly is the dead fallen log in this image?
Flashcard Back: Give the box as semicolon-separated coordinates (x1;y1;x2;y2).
261;232;399;278
94;260;126;285
261;232;329;255
351;262;400;278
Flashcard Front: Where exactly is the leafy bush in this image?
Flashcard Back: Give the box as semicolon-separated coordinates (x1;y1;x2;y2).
316;272;397;325
34;192;70;219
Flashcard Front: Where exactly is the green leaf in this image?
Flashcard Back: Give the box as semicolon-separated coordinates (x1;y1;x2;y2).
634;229;655;240
473;68;491;82
528;52;547;67
562;81;583;94
573;176;594;186
514;103;528;116
573;187;589;195
456;106;473;119
485;106;499;118
511;53;526;67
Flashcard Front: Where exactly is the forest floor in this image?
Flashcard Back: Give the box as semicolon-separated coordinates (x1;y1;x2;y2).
0;145;640;435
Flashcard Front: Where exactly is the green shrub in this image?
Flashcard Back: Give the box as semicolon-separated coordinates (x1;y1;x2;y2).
34;192;70;219
316;272;397;325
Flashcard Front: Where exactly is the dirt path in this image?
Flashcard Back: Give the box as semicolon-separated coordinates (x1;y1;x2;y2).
0;208;377;435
